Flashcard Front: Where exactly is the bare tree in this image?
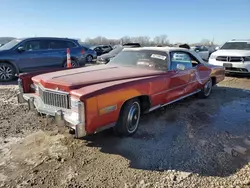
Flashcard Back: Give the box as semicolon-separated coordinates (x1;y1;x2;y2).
120;36;131;44
153;35;169;46
84;34;170;47
200;39;211;46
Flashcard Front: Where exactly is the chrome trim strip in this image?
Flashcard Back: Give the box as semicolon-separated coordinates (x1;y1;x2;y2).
148;89;201;112
37;83;69;94
99;105;118;115
94;122;116;134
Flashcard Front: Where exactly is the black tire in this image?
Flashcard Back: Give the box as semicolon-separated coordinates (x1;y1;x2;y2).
113;98;141;137
0;62;16;82
63;59;79;68
198;78;212;98
86;55;93;63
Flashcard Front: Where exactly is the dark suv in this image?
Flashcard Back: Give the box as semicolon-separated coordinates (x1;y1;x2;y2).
0;37;97;81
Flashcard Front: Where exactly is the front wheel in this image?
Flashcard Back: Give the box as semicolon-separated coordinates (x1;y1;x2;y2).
198;78;212;98
113;98;141;137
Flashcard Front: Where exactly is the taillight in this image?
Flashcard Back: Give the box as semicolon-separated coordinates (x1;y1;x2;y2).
81;49;85;54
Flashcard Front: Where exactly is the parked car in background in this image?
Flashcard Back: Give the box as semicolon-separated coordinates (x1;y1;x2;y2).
191;45;216;61
97;43;142;64
17;47;225;138
208;39;250;74
122;43;141;47
90;45;113;56
0;37;97;81
96;46;124;64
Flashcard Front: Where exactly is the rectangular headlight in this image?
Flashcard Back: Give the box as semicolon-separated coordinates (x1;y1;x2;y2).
70;97;81;110
209;54;217;59
30;83;38;92
66;98;85;124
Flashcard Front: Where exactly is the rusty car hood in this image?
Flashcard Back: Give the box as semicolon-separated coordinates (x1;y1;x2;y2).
32;65;165;91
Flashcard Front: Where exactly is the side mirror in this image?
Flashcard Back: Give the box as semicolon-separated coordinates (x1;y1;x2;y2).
215;46;220;51
176;64;185;71
17;46;25;52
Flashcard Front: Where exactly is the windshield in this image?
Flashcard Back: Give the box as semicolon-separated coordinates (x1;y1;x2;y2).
108;50;168;71
0;39;22;50
220;42;250;50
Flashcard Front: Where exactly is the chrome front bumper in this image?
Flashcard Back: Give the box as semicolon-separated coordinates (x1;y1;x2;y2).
17;92;86;138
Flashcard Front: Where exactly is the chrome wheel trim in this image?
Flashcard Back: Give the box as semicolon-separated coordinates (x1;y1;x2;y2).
64;60;78;67
204;79;212;96
0;65;13;80
126;102;141;133
71;60;78;67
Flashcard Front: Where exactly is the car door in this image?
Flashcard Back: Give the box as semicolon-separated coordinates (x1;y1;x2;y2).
46;40;72;67
15;39;52;72
166;51;195;102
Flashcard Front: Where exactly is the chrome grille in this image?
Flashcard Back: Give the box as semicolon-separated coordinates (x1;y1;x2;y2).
216;56;243;62
38;86;70;109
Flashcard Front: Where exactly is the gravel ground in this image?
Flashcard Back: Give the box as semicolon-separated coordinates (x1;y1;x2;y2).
0;76;250;188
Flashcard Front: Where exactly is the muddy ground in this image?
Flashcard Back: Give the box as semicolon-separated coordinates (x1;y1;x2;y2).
0;75;250;188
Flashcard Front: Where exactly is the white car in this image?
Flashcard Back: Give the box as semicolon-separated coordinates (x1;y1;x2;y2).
208;39;250;74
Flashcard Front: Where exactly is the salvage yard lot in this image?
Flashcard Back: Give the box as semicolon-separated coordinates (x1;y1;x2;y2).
0;76;250;187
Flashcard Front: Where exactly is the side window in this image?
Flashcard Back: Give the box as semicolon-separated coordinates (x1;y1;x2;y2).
170;51;193;70
66;41;77;48
23;40;46;51
48;40;68;49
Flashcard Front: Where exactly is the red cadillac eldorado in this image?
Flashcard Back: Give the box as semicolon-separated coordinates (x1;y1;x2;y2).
17;47;225;138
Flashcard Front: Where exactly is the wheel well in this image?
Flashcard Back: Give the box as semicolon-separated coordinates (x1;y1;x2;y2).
137;95;151;113
0;60;19;74
118;95;151;120
211;77;216;86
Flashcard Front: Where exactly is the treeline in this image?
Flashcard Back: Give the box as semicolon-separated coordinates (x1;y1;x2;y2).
84;35;170;46
83;35;216;46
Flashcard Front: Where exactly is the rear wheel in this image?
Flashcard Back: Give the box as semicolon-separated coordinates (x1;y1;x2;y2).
113;98;141;137
86;55;93;63
198;78;212;98
63;59;79;68
0;63;16;82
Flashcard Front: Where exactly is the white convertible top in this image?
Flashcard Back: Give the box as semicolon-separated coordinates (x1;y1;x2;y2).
122;47;206;63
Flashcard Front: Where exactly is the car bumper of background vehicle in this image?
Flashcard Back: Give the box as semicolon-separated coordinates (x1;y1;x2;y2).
16;92;86;138
208;60;250;73
96;60;107;64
